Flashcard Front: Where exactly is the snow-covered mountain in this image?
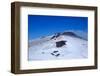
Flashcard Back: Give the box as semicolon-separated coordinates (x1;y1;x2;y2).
28;31;88;61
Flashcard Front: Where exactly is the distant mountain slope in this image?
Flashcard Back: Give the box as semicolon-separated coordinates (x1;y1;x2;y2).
51;31;87;40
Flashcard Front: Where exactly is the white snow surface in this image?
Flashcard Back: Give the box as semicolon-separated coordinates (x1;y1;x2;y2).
28;34;88;61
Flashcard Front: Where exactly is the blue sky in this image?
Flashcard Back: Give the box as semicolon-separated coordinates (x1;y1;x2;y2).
28;15;88;40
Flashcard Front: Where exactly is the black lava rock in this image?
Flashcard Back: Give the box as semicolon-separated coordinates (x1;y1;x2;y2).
56;41;66;47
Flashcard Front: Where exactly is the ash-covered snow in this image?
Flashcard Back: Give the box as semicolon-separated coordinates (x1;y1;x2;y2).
28;31;88;61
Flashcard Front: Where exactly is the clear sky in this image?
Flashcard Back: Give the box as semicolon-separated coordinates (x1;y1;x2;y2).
28;15;88;40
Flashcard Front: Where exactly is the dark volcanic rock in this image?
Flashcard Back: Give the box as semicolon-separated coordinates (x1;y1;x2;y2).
51;50;60;57
55;54;60;57
56;41;66;47
53;51;59;53
51;33;61;39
